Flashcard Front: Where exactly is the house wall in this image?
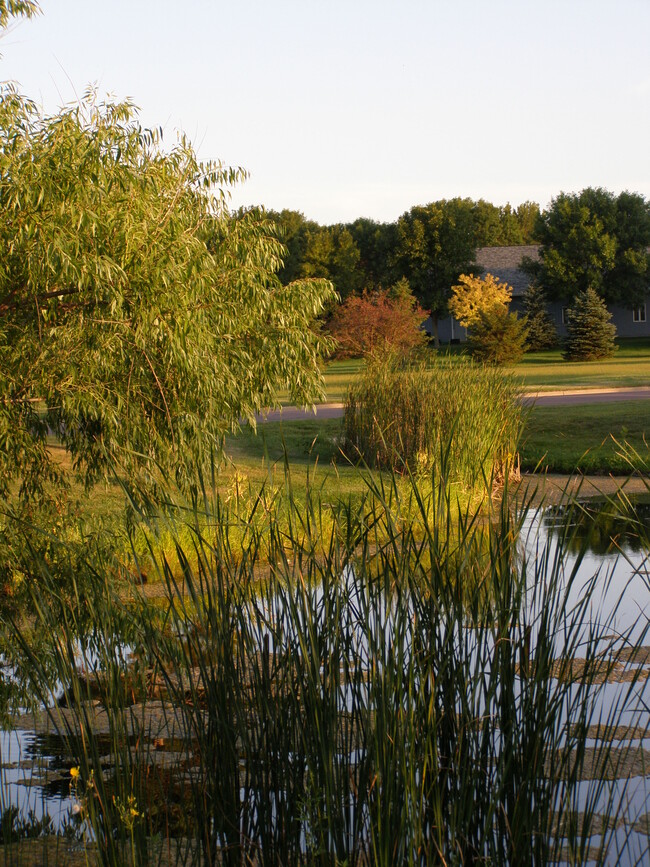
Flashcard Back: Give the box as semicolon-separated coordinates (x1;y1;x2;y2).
423;315;467;343
610;299;650;338
530;297;650;340
428;295;650;344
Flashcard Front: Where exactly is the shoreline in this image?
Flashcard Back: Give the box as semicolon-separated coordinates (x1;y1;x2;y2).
514;472;650;505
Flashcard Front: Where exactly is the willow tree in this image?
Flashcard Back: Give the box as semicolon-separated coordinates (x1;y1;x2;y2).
0;88;335;499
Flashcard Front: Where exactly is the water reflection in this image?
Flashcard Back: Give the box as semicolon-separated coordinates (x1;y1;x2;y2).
0;729;74;829
2;495;650;860
543;495;650;556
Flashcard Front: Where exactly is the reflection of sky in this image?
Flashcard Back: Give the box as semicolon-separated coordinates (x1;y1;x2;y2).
522;506;650;648
2;507;650;859
0;729;74;829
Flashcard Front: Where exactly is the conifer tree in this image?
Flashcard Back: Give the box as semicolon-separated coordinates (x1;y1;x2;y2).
563;288;617;361
523;284;557;350
470;306;529;365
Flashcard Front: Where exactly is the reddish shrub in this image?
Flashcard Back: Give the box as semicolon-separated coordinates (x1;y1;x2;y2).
329;284;428;359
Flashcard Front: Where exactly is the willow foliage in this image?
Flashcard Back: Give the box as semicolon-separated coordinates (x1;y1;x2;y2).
0;88;335;498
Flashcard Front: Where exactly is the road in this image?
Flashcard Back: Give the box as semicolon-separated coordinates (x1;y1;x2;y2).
254;387;650;424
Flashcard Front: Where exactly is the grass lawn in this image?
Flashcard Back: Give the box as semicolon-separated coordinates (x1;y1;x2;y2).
513;339;650;391
519;400;649;473
19;390;647;580
52;396;648;518
227;396;649;479
306;338;650;404
229;391;650;479
223;417;380;503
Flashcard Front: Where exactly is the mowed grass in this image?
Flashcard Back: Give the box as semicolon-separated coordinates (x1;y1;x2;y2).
302;339;650;404
228;398;650;478
223;418;382;503
519;400;650;473
514;339;650;391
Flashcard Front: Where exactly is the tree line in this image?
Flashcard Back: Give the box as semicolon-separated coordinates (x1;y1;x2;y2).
267;199;540;303
263;189;650;346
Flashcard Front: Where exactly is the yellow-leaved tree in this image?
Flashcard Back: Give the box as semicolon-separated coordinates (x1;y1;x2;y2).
448;273;512;328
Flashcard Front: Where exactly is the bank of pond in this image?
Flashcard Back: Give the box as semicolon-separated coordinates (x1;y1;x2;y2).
1;479;649;866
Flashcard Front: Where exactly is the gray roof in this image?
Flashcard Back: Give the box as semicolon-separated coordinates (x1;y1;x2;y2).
473;245;540;297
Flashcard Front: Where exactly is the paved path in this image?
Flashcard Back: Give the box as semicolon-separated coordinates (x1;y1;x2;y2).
255;403;345;423
523;386;650;407
256;387;650;424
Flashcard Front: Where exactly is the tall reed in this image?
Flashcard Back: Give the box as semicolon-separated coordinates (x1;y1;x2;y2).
3;464;649;865
342;354;523;487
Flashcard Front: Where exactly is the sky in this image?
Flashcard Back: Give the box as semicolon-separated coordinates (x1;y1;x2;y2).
2;0;649;225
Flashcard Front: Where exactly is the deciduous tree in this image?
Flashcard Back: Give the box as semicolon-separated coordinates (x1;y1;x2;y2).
533;188;650;307
0;88;335;500
393;199;478;345
0;0;38;27
346;217;397;290
328;280;427;359
448;273;512;329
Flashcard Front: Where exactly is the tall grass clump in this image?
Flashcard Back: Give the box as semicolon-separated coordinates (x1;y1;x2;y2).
2;463;649;864
342;353;523;486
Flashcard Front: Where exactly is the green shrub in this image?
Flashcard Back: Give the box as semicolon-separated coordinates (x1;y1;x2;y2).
469;305;529;365
342;354;523;486
563;287;617;360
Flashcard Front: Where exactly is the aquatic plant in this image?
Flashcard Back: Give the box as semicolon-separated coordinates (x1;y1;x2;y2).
3;465;649;865
342;355;523;486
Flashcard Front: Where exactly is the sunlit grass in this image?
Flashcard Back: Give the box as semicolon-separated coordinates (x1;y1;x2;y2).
520;400;650;473
310;339;650;403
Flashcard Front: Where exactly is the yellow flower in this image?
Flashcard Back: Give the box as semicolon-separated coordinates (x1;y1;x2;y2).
70;766;80;779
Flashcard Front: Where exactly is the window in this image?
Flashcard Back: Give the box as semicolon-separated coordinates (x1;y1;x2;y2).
633;304;647;323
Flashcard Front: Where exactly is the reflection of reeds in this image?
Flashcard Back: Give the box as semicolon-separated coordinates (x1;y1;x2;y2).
4;465;650;865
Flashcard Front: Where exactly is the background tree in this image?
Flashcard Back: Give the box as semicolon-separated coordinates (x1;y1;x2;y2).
563;287;617;361
448;273;513;329
393;199;478;345
301;224;362;301
515;201;542;244
523;284;557;350
266;208;319;284
328;279;427;359
0;88;336;501
346;217;397;290
472;200;526;247
533;188;650;307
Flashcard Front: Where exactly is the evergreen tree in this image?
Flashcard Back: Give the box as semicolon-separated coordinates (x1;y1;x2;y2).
523;284;557;350
563;288;617;361
470;307;529;365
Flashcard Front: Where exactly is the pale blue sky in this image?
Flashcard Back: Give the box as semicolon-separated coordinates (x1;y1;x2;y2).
2;0;649;223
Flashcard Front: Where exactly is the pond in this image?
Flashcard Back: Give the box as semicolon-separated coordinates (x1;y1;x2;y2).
1;493;650;864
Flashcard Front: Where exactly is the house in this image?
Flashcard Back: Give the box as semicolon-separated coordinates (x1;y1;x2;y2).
427;245;650;342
